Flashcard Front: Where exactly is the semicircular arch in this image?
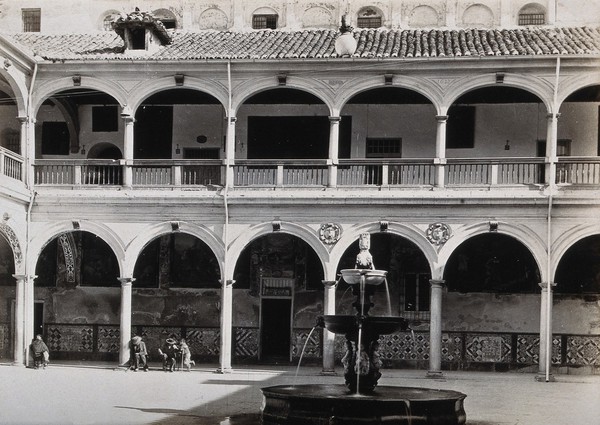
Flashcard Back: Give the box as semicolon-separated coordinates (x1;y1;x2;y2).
124;221;225;278
437;221;547;282
0;67;27;115
128;77;229;113
28;221;125;277
227;222;329;278
556;74;600;106
442;74;553;114
551;223;600;281
31;77;127;115
335;76;442;114
0;222;24;274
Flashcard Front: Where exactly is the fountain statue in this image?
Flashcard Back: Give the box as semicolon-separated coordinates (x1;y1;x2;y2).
261;233;467;424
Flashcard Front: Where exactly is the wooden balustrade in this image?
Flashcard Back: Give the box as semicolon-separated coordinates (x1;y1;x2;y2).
30;157;600;189
0;147;23;182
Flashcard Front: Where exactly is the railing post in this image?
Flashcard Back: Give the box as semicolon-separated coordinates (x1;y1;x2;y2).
435;115;448;188
328;116;341;188
545;113;560;188
0;149;5;177
74;164;83;185
122;112;135;187
276;164;284;186
173;165;182;186
225;115;237;187
381;164;389;186
490;163;499;185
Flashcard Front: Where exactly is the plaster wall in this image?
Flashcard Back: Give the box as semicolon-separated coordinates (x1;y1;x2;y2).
553;295;600;335
171;104;226;159
78;105;124;156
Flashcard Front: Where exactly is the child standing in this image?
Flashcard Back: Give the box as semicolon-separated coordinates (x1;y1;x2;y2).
179;338;195;371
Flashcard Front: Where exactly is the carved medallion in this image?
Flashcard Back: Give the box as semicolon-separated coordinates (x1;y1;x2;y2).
426;222;451;246
319;223;341;245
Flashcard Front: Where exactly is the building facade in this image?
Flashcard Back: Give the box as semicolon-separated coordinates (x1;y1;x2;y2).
0;1;599;377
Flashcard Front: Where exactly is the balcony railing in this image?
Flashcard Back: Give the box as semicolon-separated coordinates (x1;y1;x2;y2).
31;157;600;189
0;147;24;182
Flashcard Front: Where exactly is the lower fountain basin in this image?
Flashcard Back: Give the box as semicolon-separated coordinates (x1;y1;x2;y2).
322;315;409;335
261;384;466;424
340;269;387;285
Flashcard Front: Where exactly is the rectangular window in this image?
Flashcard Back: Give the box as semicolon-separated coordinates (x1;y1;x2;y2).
252;14;278;29
92;106;118;132
357;17;382;28
447;106;475;149
41;122;70;155
518;13;545;25
22;8;41;32
366;138;402;158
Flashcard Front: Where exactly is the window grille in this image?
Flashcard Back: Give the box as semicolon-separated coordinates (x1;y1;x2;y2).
366;138;402;158
357;17;382;28
518;13;545;25
253;14;278;29
400;273;431;322
102;15;116;31
22;8;41;32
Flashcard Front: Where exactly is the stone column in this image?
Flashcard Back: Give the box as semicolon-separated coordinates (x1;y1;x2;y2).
20;116;35;188
12;274;26;366
122;114;135;187
225;116;236;187
118;277;134;366
321;280;338;375
218;279;235;373
434;115;448;188
545;113;560;187
536;281;556;382
23;274;36;366
427;279;445;378
328;116;341;188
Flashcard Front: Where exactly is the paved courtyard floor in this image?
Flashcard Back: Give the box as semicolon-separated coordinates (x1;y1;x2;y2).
0;361;598;425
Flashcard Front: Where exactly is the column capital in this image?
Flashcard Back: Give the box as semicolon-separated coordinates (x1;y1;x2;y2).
328;116;342;122
118;277;136;286
322;280;338;288
17;116;28;124
429;279;445;287
122;115;135;123
12;274;37;282
546;113;561;120
219;279;235;287
435;115;449;122
226;116;237;123
538;281;557;289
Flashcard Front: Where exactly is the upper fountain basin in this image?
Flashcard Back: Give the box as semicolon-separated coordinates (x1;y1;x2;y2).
340;269;387;285
322;315;409;335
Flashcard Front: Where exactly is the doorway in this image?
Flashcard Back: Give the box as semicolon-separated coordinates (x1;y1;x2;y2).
260;299;291;362
34;302;44;337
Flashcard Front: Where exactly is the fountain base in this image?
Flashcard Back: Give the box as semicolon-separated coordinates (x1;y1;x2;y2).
261;384;466;424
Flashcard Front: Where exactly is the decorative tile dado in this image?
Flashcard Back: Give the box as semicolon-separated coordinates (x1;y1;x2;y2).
441;333;463;362
186;328;219;357
380;332;430;361
97;326;120;353
465;334;511;363
292;328;321;358
566;336;600;366
234;327;258;358
47;325;93;352
139;326;181;355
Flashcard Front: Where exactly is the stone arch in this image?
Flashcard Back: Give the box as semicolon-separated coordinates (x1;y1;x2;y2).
437;221;547;283
227;222;329;279
334;75;443;115
551;223;600;281
0;222;24;274
124;221;224;279
28;221;125;278
128;76;228;114
31;77;127;116
329;222;438;279
409;5;440;28
198;7;229;30
302;6;335;29
442;74;553;115
232;77;335;116
556;74;600;106
356;6;385;27
153;8;178;29
461;4;495;27
0;58;28;115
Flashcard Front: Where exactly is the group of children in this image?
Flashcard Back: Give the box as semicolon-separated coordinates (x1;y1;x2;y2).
129;335;195;372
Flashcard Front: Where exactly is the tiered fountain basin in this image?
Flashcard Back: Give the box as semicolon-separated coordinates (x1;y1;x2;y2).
260;268;467;424
261;385;467;425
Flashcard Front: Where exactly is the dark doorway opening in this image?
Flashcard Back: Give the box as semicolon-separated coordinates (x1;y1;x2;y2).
34;302;44;337
260;299;291;362
134;106;173;159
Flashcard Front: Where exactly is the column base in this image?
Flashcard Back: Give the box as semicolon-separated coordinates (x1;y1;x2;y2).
426;370;445;379
535;373;556;382
320;368;337;376
11;361;25;367
215;367;233;374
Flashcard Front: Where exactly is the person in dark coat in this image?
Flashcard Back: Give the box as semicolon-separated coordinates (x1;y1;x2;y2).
30;334;49;370
158;338;180;372
129;335;148;371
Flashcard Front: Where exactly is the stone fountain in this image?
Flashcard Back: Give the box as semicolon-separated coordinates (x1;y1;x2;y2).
261;233;467;424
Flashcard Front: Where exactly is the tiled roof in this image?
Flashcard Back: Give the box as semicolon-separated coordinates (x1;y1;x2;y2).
5;26;600;62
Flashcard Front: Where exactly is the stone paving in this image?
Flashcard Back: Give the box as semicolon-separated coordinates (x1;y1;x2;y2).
0;361;598;425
